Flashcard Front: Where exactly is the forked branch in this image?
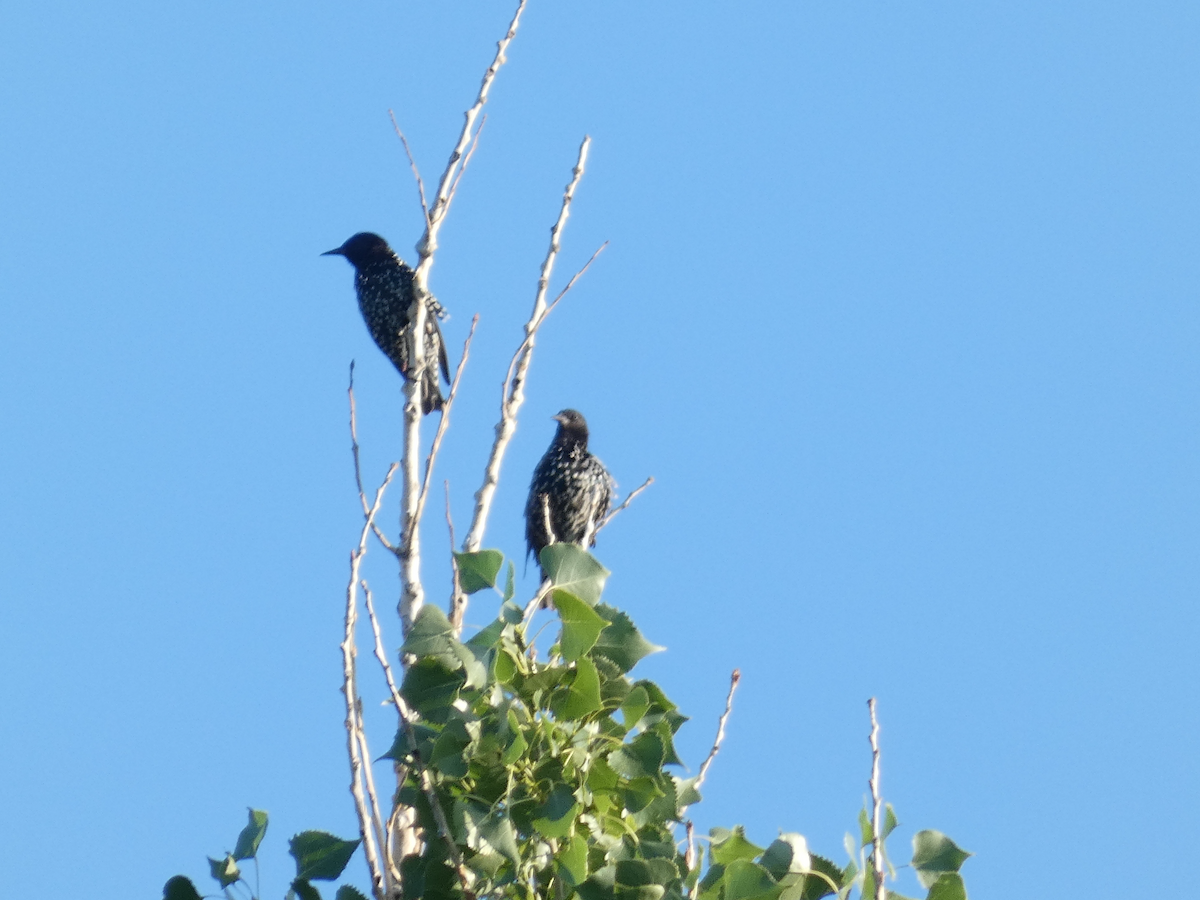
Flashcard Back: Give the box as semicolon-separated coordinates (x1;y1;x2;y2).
462;136;595;553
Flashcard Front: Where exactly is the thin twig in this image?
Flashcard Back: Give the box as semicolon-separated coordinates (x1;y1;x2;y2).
417;0;527;268
446;481;468;634
350;365;399;555
388;110;431;233
462;137;594;553
595;476;654;535
695;669;741;794
400;0;527;634
444;113;487;220
342;465;398;900
868;697;886;900
415;315;478;525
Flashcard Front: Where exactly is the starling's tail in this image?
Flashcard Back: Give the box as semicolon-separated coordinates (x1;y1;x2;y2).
422;366;445;415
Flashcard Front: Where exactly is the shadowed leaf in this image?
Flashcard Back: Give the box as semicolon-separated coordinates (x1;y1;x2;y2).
454;549;504;594
208;855;239;889
163;876;203;900
289;831;361;881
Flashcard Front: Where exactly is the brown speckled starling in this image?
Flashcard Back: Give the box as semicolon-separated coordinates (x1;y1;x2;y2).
322;232;450;414
525;409;616;579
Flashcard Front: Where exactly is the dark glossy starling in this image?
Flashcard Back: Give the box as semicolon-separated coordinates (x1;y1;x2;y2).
322;232;450;414
525;409;616;580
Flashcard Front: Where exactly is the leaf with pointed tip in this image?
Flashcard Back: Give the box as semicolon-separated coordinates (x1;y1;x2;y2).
208;855;239;889
233;808;268;860
911;831;971;889
551;656;603;720
289;831;361;881
796;854;845;900
882;805;898;841
592;605;663;672
858;808;873;848
711;827;765;865
724;860;782;900
533;783;582;839
454;550;504;594
335;887;371;900
555;590;610;661
541;544;610;605
557;833;589;885
162;876;203;900
502;561;516;602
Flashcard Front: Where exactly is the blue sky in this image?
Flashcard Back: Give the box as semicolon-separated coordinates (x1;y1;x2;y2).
1;2;1197;897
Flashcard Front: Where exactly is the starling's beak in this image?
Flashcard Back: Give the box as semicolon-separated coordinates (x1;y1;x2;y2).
552;413;567;425
321;247;344;257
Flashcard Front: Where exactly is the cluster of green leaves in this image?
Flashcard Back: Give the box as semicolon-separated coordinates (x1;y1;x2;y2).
164;808;365;900
163;544;973;900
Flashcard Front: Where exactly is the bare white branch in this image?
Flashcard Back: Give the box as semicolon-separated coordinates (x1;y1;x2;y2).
349;364;399;556
416;0;527;274
398;0;526;636
868;697;887;900
692;669;741;801
342;464;398;900
462;136;594;553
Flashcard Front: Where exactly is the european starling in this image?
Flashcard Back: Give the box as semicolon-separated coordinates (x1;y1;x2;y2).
525;409;616;580
322;232;450;414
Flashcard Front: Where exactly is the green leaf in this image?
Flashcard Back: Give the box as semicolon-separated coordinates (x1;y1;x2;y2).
882;805;898;841
500;600;523;624
292;879;323;900
289;831;361;881
208;855;240;889
454;549;504;594
400;605;459;662
399;659;465;722
711;826;765;865
533;783;582;838
502;561;516;603
466;616;505;651
557;833;589;885
477;810;520;864
857;808;873;849
609;731;666;779
552;656;603;720
621;685;650;730
233;808;268;860
724;860;782;900
556;590;610;661
593;605;663;673
924;873;966;900
335;887;371;900
911;831;971;889
761;833;811;880
162;876;203;900
797;854;845;900
541;544;610;605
